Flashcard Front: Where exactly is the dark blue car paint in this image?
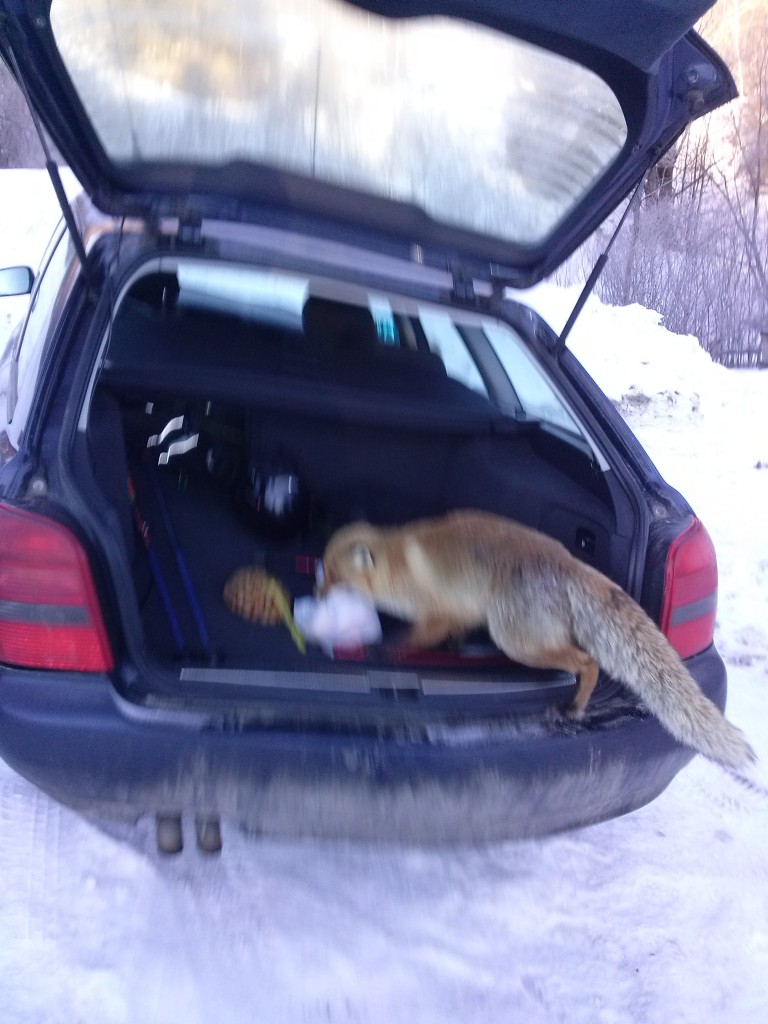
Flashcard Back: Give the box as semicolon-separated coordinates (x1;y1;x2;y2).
0;647;726;842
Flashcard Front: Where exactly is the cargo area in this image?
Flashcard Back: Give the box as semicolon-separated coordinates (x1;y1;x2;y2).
79;264;637;713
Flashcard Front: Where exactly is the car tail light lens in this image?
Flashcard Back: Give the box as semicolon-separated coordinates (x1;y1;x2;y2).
659;517;718;660
0;504;114;672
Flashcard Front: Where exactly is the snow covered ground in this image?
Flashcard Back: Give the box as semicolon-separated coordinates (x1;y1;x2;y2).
1;171;767;1024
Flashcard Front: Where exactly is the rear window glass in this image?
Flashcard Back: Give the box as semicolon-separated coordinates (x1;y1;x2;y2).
419;312;488;397
483;322;583;436
51;0;627;247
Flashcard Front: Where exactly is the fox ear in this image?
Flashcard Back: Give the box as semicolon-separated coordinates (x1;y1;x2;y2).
349;543;374;572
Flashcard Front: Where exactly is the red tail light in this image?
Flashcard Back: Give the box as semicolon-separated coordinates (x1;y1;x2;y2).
660;517;718;660
0;504;114;672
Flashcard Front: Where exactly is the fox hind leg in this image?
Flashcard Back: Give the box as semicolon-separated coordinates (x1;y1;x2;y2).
522;645;599;718
490;622;600;718
562;649;600;718
528;645;600;719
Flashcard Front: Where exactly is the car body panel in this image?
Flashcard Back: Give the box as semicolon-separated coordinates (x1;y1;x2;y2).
0;195;728;841
0;646;726;841
0;5;735;844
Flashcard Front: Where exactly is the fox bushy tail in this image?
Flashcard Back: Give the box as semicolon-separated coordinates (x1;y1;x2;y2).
566;567;756;772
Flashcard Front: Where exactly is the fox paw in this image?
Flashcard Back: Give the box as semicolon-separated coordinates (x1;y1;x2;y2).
546;702;586;726
564;703;587;721
544;706;583;738
548;704;589;737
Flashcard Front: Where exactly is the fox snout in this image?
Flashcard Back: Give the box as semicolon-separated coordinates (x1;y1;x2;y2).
315;557;344;596
319;537;376;597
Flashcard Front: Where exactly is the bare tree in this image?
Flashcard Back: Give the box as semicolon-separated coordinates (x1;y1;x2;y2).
554;2;768;370
708;25;768;288
702;11;768;364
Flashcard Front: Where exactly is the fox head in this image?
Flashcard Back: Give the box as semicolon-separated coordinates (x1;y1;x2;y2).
320;523;380;597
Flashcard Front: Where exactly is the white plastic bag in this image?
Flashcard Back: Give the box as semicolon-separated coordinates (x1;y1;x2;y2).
294;586;382;653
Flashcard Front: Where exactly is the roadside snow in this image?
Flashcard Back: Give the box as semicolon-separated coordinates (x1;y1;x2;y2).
1;172;767;1024
0;168;79;348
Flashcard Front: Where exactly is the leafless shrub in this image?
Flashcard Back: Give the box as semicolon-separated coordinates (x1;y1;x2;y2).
554;4;768;368
554;117;767;368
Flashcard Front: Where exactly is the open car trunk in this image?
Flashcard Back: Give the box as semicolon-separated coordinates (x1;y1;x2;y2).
79;261;638;723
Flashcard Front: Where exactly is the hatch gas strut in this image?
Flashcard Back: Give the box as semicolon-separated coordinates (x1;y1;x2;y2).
5;44;91;281
556;173;648;353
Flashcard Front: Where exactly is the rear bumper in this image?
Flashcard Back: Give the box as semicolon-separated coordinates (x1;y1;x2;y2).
0;647;726;842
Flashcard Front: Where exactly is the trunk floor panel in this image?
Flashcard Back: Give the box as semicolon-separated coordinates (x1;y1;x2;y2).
128;461;578;710
130;460;323;670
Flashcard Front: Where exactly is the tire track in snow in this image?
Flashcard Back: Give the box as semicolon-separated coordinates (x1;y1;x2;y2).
0;769;60;945
0;769;66;1022
29;789;63;947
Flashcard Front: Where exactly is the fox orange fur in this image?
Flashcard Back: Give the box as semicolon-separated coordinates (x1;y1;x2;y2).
321;509;755;772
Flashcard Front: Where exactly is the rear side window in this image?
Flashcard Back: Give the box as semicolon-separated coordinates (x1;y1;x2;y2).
419;311;488;396
484;321;583;437
414;306;586;442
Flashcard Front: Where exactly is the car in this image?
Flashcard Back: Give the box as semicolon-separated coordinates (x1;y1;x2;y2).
0;0;736;852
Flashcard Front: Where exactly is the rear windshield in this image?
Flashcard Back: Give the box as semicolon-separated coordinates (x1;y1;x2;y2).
51;0;627;247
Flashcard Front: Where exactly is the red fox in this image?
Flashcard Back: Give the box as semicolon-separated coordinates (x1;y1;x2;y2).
321;509;755;772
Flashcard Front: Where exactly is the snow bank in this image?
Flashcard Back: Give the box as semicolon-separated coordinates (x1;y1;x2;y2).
515;280;730;419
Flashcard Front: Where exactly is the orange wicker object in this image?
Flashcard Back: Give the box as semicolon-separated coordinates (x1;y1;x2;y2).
223;566;290;626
